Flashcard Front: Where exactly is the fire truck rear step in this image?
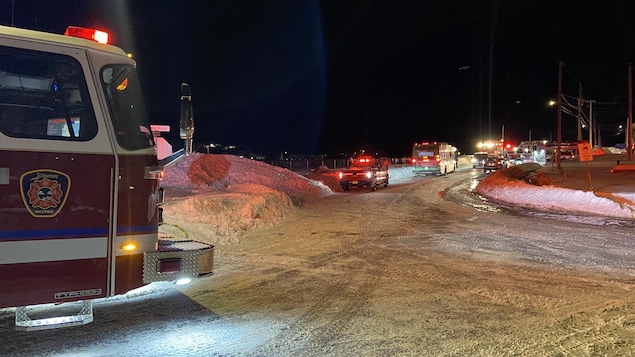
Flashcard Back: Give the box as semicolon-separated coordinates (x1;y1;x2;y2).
15;300;93;331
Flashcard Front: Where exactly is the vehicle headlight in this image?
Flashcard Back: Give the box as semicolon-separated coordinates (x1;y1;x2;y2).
366;172;372;178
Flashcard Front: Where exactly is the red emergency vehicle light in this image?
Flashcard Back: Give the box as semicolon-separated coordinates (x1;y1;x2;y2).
64;26;110;44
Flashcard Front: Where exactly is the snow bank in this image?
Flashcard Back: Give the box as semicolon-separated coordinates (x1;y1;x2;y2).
475;168;635;219
162;153;330;202
160;154;332;243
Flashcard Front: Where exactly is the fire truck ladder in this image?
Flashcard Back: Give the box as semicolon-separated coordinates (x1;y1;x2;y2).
14;300;93;331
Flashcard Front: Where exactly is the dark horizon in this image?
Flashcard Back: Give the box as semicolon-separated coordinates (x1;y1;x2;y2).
3;1;635;158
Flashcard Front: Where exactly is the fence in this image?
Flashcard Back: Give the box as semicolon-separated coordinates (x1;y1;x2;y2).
266;159;349;173
266;157;411;173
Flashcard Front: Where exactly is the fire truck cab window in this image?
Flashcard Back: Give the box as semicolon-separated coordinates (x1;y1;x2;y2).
101;66;154;151
0;46;97;140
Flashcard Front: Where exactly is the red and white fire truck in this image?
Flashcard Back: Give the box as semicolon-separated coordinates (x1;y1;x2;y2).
0;25;214;330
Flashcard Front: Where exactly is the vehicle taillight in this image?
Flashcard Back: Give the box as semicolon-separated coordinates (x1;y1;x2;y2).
64;26;110;44
411;158;416;164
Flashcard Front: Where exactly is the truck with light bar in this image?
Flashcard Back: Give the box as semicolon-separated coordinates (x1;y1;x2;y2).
411;142;457;176
338;156;389;191
0;25;214;330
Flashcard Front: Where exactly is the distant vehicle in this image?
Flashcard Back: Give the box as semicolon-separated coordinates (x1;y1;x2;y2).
472;152;489;168
483;157;503;173
339;156;389;191
520;152;534;163
539;141;580;163
411;142;457;176
502;155;521;167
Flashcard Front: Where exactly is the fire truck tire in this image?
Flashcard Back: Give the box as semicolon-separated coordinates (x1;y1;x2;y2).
342;185;350;191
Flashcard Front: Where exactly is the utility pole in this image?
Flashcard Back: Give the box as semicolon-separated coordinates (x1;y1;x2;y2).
557;60;563;169
589;100;594;147
577;82;583;141
628;64;633;160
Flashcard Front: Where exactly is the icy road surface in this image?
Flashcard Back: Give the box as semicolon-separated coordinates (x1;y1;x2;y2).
2;168;635;356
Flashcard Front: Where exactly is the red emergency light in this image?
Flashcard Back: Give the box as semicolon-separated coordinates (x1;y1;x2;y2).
64;26;110;44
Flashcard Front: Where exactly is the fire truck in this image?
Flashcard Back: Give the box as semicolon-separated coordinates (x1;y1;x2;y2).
0;25;214;330
338;156;389;191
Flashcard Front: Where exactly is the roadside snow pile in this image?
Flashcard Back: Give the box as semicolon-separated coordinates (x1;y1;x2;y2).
160;154;332;243
161;153;330;200
475;167;635;219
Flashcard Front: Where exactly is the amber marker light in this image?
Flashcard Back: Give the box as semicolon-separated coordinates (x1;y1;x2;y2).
120;243;137;251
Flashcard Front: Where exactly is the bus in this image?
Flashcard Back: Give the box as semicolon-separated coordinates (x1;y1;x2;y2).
411;142;457;176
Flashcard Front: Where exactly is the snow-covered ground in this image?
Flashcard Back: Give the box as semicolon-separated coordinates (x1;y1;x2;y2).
160;153;635;246
475;170;635;219
159;154;415;244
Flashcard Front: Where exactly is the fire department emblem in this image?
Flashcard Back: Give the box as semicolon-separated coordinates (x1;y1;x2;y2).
20;169;71;218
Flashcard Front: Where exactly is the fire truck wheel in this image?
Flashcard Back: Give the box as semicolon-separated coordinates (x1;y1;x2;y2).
342;185;350;191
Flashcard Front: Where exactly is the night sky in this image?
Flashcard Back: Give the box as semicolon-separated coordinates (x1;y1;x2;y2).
4;1;635;158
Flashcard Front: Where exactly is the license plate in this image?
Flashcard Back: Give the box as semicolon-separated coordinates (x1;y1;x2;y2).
352;181;358;184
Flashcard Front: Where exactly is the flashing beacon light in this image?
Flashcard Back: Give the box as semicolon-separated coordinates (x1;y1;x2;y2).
64;26;110;44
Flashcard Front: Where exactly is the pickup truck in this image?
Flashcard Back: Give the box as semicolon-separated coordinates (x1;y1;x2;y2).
339;156;389;191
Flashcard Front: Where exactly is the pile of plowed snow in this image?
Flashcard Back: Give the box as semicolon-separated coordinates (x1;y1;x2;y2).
159;153;331;243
